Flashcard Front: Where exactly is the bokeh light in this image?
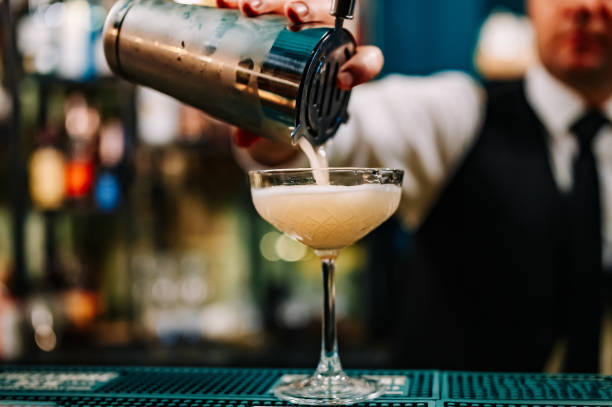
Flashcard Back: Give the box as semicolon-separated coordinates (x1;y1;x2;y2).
94;172;121;211
30;302;53;330
259;232;309;262
275;234;308;262
29;147;66;210
65;160;94;198
259;231;281;262
34;324;57;352
99;120;125;167
63;290;98;328
64;94;101;141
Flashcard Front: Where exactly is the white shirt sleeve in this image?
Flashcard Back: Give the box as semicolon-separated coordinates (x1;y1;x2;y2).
327;71;485;228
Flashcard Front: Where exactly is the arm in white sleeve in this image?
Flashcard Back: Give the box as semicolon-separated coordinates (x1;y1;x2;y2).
327;71;486;228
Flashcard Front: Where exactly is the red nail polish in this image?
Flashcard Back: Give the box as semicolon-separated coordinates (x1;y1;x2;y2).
287;2;308;23
234;131;261;148
243;1;260;17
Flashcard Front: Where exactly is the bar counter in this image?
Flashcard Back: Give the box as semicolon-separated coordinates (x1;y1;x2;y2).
1;365;611;406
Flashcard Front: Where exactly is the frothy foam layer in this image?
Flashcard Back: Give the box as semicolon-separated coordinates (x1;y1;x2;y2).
252;184;402;250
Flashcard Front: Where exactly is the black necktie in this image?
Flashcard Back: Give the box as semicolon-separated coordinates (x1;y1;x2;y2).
563;109;606;372
569;110;605;267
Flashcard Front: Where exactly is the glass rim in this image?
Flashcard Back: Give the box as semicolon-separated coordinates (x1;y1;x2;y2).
248;167;403;176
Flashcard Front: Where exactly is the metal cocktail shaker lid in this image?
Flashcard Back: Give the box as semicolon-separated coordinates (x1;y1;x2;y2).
261;26;355;146
291;28;354;145
103;0;356;147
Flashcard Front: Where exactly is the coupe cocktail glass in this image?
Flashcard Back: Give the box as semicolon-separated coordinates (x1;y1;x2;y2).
249;168;404;406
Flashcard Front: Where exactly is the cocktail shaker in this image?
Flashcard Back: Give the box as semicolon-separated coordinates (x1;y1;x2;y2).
103;0;356;146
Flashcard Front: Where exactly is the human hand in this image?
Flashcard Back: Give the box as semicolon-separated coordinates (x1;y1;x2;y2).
225;0;383;161
217;0;383;90
234;128;299;165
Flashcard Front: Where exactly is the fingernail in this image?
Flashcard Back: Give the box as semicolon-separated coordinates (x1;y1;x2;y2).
234;131;261;148
243;0;262;16
248;0;261;9
288;2;308;21
337;71;354;89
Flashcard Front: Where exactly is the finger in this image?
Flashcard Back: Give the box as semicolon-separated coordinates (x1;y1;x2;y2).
238;0;285;16
234;128;262;148
284;0;335;25
217;0;239;8
247;138;299;165
336;45;384;90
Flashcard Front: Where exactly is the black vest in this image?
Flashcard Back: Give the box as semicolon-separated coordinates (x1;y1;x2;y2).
393;81;602;372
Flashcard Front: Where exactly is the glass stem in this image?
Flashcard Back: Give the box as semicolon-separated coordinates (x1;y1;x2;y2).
314;253;346;379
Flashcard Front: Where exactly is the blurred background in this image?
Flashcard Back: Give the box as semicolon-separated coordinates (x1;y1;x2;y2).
0;0;534;367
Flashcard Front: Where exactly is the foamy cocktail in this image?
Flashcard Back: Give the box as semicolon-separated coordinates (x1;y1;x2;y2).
249;168;404;405
252;183;401;250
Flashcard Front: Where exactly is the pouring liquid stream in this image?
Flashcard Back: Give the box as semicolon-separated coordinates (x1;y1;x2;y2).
297;137;330;185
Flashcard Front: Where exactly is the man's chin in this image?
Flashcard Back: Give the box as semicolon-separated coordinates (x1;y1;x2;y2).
558;59;610;88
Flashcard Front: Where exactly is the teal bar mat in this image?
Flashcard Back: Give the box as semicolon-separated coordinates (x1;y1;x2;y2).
0;367;436;401
439;403;612;407
0;396;434;407
0;403;58;407
2;366;612;406
441;372;612;401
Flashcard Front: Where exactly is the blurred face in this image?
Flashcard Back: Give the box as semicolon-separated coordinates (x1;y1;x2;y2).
529;0;612;92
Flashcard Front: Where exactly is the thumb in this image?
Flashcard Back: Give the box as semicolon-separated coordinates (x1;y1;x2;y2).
337;45;384;90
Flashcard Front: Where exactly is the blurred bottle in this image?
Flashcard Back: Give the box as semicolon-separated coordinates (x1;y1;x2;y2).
0;283;22;360
17;0;110;79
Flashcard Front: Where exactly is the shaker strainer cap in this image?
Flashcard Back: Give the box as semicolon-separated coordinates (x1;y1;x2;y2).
258;25;356;146
293;28;355;146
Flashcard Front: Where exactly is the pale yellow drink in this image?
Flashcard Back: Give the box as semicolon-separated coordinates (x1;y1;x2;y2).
249;167;403;405
298;138;329;185
251;183;401;250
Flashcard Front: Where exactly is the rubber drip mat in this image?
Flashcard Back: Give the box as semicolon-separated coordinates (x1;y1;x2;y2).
0;403;58;407
0;372;118;392
0;396;434;407
0;368;438;401
96;369;278;397
442;372;612;401
3;367;612;406
442;403;612;407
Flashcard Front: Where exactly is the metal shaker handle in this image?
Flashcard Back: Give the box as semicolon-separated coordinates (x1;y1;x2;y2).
331;0;355;29
330;0;356;20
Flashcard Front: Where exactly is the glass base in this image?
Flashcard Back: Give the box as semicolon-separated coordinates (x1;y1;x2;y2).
273;374;384;406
